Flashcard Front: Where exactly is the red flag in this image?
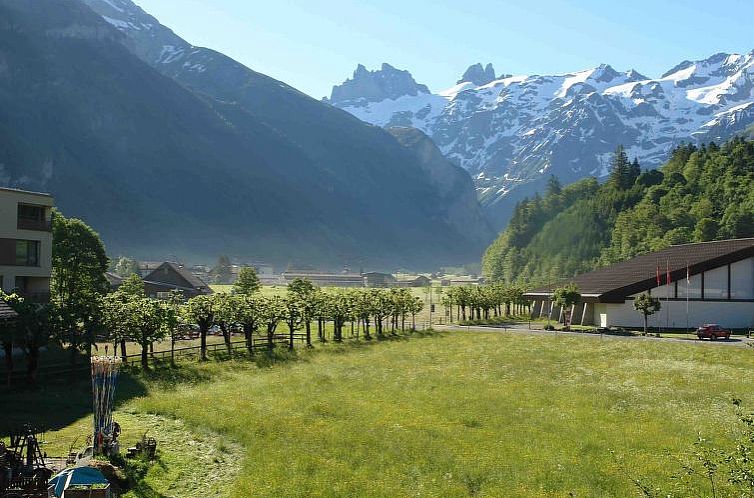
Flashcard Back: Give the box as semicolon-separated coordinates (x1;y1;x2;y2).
667;260;671;285
656;264;661;286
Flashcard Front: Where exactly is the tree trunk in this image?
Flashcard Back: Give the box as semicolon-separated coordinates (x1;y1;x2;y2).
120;339;127;360
267;326;274;353
318;319;324;342
244;324;254;355
305;321;311;347
222;324;232;354
200;327;208;361
3;340;13;387
26;345;39;385
288;322;294;351
171;331;176;366
364;319;371;340
141;343;149;371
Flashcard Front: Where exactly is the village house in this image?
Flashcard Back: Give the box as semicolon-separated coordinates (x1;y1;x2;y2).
143;262;213;299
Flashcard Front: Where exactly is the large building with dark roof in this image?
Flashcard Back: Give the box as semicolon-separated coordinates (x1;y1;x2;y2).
525;238;754;329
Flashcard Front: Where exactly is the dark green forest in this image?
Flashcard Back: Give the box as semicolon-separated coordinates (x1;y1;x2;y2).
483;137;754;284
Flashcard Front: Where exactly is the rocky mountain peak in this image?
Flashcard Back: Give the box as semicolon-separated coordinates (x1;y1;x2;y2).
328;63;430;105
457;63;496;86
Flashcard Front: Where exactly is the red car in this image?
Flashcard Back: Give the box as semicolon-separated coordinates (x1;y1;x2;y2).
696;324;731;340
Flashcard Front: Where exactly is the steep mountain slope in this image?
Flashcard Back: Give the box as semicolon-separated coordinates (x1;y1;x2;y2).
329;56;754;228
0;0;491;269
482;139;754;284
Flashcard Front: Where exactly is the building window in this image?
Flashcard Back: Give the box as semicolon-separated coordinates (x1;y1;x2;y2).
17;204;49;231
15;240;39;266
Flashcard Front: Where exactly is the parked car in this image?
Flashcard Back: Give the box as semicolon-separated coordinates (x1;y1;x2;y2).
696;324;731;340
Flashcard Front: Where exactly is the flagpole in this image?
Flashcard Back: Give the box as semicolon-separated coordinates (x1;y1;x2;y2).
686;262;690;333
666;259;670;333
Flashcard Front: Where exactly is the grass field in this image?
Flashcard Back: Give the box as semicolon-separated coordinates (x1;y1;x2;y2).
3;330;753;497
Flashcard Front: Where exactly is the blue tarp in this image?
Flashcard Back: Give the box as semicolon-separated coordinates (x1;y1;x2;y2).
48;467;109;497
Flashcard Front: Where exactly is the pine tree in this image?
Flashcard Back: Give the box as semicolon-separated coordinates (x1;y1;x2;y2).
609;145;631;189
628;157;641;186
546;175;562;196
233;266;261;295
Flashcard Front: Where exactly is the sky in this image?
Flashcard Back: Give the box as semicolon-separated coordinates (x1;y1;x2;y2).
136;0;754;99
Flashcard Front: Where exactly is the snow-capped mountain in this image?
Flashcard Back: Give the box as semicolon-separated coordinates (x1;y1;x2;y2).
329;55;754;227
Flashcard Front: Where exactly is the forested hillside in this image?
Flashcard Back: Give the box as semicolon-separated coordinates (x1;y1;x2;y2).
483;138;754;284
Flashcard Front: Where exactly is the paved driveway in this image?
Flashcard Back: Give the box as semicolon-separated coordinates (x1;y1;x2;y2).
434;323;754;348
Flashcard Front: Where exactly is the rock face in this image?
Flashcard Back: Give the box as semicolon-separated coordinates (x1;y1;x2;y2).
457;63;497;86
0;0;493;269
328;63;431;105
329;55;754;228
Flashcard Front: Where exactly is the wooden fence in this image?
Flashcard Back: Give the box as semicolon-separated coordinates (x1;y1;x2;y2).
5;322;436;383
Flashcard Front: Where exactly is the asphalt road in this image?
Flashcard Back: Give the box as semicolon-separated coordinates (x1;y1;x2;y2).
434;323;754;348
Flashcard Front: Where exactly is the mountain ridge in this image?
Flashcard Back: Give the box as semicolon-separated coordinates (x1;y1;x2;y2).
329;53;754;228
0;0;492;270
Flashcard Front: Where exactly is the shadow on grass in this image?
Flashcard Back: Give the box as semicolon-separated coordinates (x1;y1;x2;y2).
1;329;445;440
0;350;148;439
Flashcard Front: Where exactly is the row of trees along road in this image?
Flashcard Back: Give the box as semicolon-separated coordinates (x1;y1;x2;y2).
2;220;427;381
102;272;424;370
442;284;530;321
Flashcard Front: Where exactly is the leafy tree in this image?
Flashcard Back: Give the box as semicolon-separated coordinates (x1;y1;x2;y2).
51;210;109;364
162;289;184;365
633;293;661;336
233;266;261;295
552;283;581;327
213;293;240;354
114;257;139;277
1;292;51;385
236;295;262;354
288;278;317;346
282;297;301;351
129;298;167;370
259;295;286;352
183;295;215;361
118;274;145;298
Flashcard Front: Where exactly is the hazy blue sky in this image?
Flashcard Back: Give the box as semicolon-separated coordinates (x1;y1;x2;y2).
136;0;754;99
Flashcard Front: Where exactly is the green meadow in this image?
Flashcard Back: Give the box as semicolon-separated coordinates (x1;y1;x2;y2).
3;330;753;497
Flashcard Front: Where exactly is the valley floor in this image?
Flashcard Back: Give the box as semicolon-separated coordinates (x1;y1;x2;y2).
3;330;753;497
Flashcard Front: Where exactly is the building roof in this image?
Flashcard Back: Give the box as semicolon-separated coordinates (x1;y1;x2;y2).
105;272;124;288
0;186;54;199
146;262;210;290
283;272;363;280
526;238;754;302
0;300;18;320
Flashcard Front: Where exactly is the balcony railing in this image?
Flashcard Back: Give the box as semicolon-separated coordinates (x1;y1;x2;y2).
20;291;51;304
17;217;52;231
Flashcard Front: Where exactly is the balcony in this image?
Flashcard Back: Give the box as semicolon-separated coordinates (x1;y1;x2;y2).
17;204;51;232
